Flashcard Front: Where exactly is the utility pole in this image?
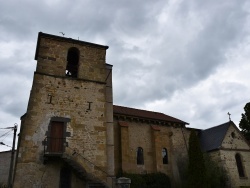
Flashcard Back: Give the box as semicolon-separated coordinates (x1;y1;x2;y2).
7;124;17;188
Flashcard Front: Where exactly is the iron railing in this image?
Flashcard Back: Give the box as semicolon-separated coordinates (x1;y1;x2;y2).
43;137;115;187
43;137;65;155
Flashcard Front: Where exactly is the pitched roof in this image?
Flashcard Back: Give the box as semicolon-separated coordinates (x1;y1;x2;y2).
199;122;231;152
113;105;188;125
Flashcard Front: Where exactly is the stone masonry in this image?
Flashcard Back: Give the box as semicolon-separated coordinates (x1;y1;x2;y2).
13;32;114;188
113;113;189;187
11;32;250;188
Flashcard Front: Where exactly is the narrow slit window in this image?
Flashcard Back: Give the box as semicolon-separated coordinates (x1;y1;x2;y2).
137;147;144;165
162;148;168;164
235;153;245;178
66;47;79;78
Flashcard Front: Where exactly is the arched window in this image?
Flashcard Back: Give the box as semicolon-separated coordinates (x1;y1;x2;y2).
137;147;144;165
235;153;245;177
60;166;71;188
162;148;168;164
66;47;79;78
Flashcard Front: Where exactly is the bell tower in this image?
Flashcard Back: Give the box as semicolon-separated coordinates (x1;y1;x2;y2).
13;32;114;188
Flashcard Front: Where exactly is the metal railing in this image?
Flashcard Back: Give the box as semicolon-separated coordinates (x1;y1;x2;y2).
68;146;111;176
43;137;115;187
43;137;65;155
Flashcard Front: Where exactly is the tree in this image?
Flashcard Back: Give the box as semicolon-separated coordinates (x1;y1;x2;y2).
239;102;250;141
187;130;206;188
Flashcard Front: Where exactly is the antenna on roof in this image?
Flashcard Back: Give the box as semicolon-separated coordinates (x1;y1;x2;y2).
59;32;65;37
227;112;231;121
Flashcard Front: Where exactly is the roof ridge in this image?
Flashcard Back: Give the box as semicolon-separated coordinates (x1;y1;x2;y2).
113;104;163;115
202;121;231;131
113;104;189;125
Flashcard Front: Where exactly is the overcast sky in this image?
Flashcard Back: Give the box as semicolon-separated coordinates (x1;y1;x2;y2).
0;0;250;151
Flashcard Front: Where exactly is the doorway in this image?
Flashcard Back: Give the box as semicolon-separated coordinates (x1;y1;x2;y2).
48;121;64;153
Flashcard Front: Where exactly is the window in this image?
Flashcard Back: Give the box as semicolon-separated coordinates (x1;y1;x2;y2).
235;153;245;178
162;148;168;164
137;147;144;165
66;47;79;78
231;132;235;138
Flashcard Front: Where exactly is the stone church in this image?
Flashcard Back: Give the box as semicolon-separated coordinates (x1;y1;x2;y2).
12;32;250;188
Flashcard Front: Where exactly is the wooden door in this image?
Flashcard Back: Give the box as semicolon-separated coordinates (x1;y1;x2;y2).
49;121;64;153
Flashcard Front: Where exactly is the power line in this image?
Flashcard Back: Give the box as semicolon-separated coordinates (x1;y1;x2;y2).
0;132;12;144
0;130;12;139
0;142;11;148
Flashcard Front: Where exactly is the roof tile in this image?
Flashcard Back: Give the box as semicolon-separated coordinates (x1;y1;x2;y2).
113;105;188;124
199;122;230;152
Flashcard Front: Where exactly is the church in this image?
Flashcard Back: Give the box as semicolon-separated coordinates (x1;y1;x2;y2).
12;32;250;188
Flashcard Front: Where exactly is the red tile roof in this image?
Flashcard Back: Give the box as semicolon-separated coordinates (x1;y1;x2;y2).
113;105;188;125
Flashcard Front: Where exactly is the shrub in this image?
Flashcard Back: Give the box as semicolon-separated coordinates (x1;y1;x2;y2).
122;172;171;188
204;154;228;188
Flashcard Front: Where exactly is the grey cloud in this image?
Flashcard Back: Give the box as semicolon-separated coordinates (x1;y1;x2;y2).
112;0;250;107
0;76;30;117
0;0;249;146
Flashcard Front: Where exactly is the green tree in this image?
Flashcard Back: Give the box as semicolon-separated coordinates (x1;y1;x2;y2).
239;102;250;140
187;130;206;188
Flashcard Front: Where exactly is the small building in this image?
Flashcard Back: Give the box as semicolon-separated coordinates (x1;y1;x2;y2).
200;121;250;187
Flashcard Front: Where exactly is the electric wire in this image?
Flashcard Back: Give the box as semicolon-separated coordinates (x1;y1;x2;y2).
0;130;12;138
0;130;13;148
0;132;12;143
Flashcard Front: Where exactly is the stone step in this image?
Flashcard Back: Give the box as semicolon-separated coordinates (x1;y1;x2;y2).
62;156;86;178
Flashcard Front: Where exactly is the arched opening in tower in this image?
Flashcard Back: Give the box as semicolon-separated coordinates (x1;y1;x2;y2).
66;47;79;77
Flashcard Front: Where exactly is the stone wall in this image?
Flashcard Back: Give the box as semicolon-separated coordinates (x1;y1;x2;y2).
13;33;111;188
222;124;250;150
36;34;107;82
170;126;190;186
220;124;250;187
219;150;250;187
113;118;188;186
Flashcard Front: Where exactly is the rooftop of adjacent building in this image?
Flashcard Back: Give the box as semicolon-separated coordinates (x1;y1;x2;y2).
198;121;250;152
113;105;189;125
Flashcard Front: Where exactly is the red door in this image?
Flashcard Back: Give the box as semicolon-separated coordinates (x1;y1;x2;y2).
49;121;64;153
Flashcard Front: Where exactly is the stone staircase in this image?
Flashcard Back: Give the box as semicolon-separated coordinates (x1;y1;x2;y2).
61;155;106;188
62;155;87;179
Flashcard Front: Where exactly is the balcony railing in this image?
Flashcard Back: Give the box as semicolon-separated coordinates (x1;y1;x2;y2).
43;137;114;187
44;137;65;156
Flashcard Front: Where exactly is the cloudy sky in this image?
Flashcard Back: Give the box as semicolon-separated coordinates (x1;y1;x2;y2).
0;0;250;151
